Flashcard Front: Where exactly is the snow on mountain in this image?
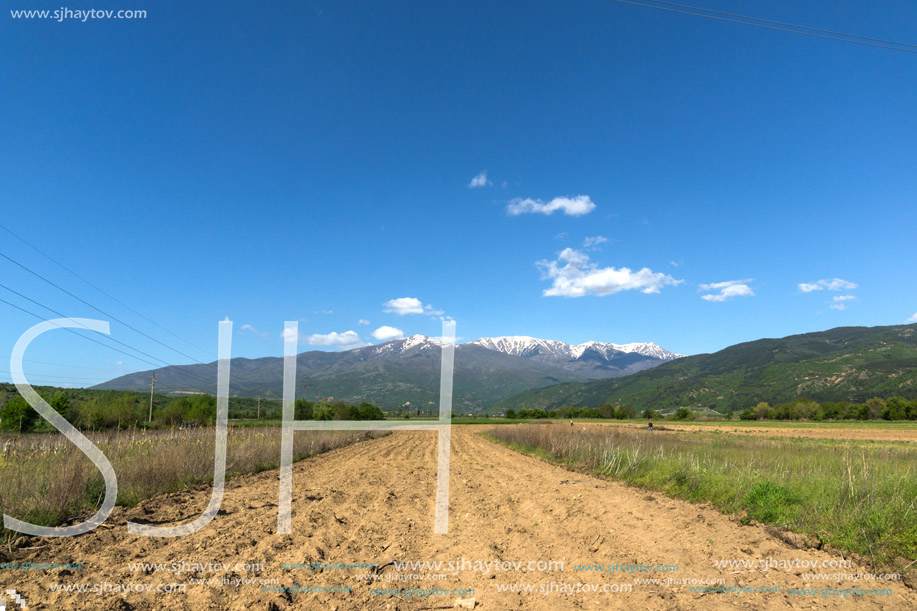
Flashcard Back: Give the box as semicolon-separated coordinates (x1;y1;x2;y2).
468;336;681;361
468;336;571;358
363;334;682;365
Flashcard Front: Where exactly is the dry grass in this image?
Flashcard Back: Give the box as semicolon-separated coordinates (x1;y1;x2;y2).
0;427;379;539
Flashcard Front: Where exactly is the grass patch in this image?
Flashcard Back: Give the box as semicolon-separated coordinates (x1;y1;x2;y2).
486;423;917;567
0;427;381;543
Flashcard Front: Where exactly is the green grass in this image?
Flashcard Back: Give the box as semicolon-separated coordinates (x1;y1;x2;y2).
486;423;917;568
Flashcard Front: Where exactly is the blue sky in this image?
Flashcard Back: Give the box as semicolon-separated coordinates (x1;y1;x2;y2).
1;0;915;387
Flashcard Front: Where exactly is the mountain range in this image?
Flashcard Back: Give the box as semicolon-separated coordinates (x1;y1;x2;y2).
497;324;917;413
93;335;681;413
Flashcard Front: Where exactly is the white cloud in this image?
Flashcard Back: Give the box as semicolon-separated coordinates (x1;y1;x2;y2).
383;297;425;315
424;304;445;316
830;295;856;311
240;323;268;338
306;330;363;347
507;195;596;217
468;171;492;188
699;279;755;302
358;319;370;325
537;248;681;297
371;326;404;341
907;313;917;323
383;297;443;316
280;327;299;342
798;278;858;293
583;235;608;249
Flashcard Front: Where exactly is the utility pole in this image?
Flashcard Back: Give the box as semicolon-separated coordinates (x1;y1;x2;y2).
148;375;155;423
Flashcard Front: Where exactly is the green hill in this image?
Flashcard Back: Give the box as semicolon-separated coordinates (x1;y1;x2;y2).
495;324;917;413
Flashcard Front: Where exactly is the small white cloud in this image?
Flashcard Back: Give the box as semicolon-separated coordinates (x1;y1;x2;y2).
507;195;596;217
699;279;755;302
240;323;269;338
583;235;608;249
424;304;445;316
222;316;230;322
306;330;363;347
537;248;681;297
830;295;856;311
371;326;404;341
383;297;425;315
358;319;370;325
554;232;569;241
907;313;917;323
280;327;299;342
798;278;858;293
468;171;492;188
383;297;443;317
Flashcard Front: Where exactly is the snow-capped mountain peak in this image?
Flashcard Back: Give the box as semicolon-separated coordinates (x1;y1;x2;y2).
367;335;682;366
468;336;681;361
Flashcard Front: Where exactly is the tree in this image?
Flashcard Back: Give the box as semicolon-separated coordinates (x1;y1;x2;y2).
49;392;71;416
753;402;772;420
672;407;692;421
865;398;886;420
294;399;314;420
884;397;907;420
333;402;355;420
357;403;384;420
0;396;39;432
642;408;658;419
313;403;335;420
505;409;517;419
185;394;216;425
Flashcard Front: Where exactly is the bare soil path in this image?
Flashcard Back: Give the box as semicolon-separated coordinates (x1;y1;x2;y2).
3;427;913;610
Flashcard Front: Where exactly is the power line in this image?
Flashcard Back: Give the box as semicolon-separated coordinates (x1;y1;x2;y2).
0;249;259;386
0;295;163;369
0;292;217;390
0;354;134;371
0;250;212;366
0;374;102;383
610;0;917;54
0;222;212;358
0;289;254;393
642;0;917;48
0;282;186;372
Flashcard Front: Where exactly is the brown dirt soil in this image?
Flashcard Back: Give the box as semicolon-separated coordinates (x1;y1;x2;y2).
591;422;917;443
2;427;914;610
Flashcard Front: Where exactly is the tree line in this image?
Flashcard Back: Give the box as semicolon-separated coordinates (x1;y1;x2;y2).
737;397;917;421
505;397;917;422
0;383;387;432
